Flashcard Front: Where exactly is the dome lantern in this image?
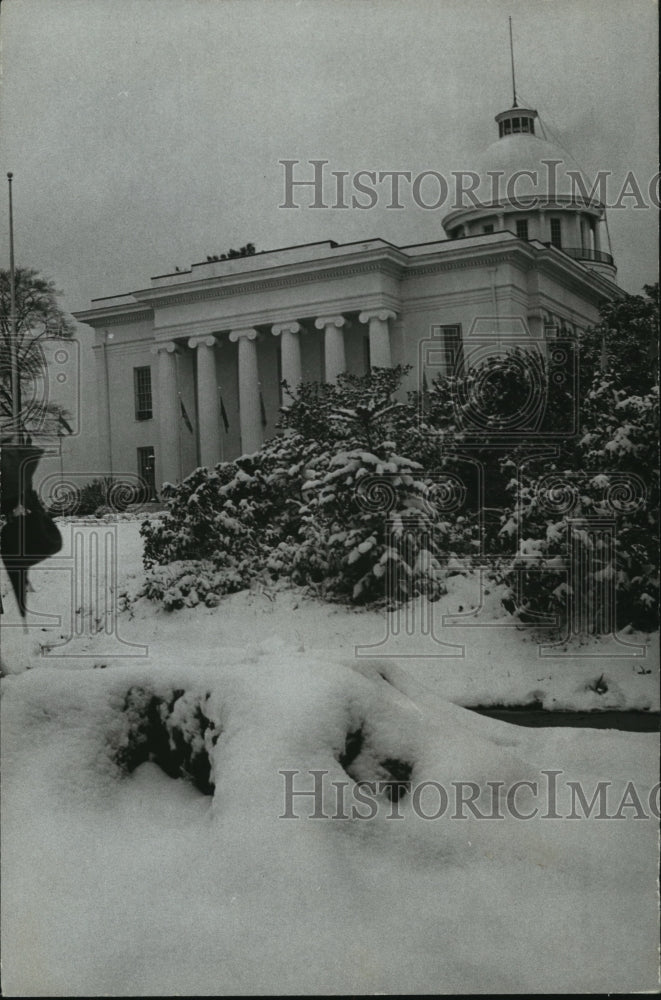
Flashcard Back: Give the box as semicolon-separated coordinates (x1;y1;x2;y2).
495;106;538;139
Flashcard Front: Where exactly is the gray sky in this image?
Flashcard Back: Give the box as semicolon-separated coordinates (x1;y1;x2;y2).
1;0;657;310
0;0;658;473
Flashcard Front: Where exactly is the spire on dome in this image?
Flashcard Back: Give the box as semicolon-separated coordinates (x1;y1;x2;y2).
509;17;518;108
496;19;537;137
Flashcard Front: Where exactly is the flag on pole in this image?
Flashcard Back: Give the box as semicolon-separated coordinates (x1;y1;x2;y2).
179;396;194;433
218;389;230;432
258;384;267;428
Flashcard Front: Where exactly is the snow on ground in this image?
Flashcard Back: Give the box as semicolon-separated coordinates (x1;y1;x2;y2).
1;519;659;995
2;519;658;713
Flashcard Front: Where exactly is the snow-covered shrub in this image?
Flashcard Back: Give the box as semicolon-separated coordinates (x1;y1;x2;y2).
280;365;411;451
291;446;476;603
496;285;659;632
115;685;218;795
140;434;322;604
404;346;577;525
140;367;479;608
48;476;138;516
140;559;250;609
497;385;658;632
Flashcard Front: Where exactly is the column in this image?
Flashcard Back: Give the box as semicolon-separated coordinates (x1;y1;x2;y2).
272;321;302;396
152;341;180;486
315;314;346;383
358;309;396;369
188;335;221;468
229;328;262;454
94;337;113;474
572;213;582;248
537;208;546;243
580;217;590;251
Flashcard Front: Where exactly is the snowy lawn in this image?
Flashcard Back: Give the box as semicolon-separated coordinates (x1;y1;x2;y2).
1;519;659;995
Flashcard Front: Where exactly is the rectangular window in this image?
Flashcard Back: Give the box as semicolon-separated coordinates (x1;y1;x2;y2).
483;224;494;234
521;119;530;133
442;325;463;377
503;119;512;135
137;446;156;500
516;218;529;240
512;117;520;132
550;218;562;248
134;366;153;420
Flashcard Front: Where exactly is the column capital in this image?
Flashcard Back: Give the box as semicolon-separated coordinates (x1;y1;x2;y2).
229;327;258;343
315;315;345;331
358;309;397;325
188;334;217;349
272;320;301;337
151;340;177;355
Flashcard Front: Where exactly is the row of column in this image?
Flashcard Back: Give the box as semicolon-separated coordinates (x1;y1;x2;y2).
459;211;603;250
153;309;396;480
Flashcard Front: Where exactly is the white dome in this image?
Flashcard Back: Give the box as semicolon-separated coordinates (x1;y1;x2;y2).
440;103;615;280
471;132;587;201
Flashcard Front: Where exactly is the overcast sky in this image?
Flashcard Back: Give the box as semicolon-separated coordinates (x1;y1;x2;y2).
1;0;658;312
0;0;658;472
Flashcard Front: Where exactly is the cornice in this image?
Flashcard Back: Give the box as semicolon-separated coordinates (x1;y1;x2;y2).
151;292;402;340
74;306;153;328
134;255;406;309
406;251;520;277
75;236;621;329
92;338;155;354
442;196;604;230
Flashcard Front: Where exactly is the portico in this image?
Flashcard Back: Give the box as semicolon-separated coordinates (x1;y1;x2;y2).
146;302;397;483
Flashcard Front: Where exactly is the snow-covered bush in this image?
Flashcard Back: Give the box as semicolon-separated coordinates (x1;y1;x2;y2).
291;445;477;603
48;476;138;516
140;433;321;602
496;285;659;632
140;367;479;608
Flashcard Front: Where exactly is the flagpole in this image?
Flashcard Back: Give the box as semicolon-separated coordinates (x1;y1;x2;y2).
7;172;22;443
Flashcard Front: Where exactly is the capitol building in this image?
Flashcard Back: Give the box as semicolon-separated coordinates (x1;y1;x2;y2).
75;98;620;495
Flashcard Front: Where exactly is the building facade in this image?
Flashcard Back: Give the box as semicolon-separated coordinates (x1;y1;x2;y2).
75;101;620;492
